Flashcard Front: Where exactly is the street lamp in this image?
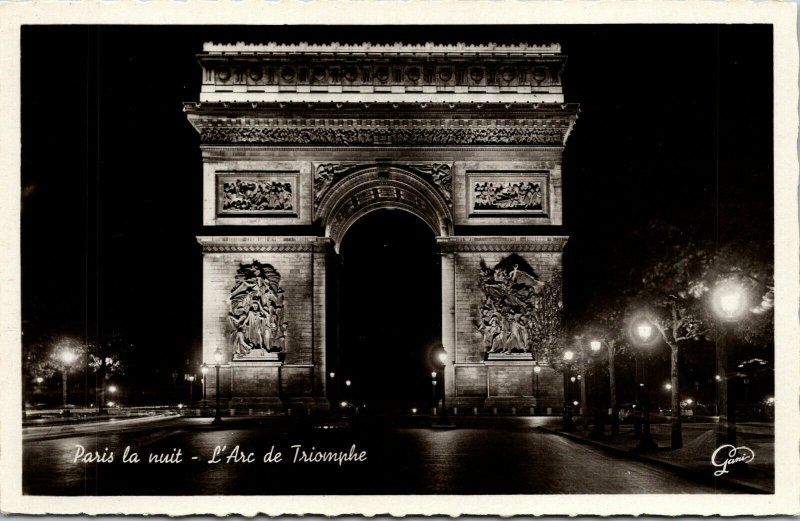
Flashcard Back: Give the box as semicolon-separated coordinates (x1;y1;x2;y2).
431;371;438;414
107;383;117;408
562;350;575;431
533;364;541;415
711;281;747;446
187;374;196;409
587;339;605;440
432;345;450;426
200;363;209;402
631;317;658;451
211;347;224;426
60;349;76;417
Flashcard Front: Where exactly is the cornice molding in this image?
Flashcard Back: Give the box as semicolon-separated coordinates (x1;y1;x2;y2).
185;101;580;116
202;42;562;55
197;236;332;253
437;236;569;253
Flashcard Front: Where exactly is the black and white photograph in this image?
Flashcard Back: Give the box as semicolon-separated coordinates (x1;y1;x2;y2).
2;2;799;517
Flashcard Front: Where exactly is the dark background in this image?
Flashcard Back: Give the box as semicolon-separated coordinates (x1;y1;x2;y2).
21;25;773;405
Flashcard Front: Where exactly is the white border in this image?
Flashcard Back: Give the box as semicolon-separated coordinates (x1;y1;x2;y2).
1;0;798;516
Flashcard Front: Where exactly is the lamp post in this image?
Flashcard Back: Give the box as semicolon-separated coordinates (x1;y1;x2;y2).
60;349;76;417
200;363;208;403
431;371;438;415
438;351;449;425
211;347;224;426
588;340;605;440
562;350;575;431
631;318;658;451
430;345;451;426
171;371;178;407
187;374;196;409
328;371;336;405
105;384;117;409
711;281;747;446
533;364;541;415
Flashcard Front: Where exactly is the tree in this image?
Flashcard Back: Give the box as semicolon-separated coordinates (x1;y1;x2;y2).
636;223;773;449
578;303;633;436
22;330;132;411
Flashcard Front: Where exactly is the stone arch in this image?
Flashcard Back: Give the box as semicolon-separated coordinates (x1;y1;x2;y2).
315;166;453;251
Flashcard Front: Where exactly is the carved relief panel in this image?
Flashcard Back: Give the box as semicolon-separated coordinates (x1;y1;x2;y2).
474;253;564;361
467;172;549;216
228;260;288;360
216;172;298;217
476;254;543;356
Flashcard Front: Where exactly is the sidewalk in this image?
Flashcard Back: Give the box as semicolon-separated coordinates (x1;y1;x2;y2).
538;417;774;494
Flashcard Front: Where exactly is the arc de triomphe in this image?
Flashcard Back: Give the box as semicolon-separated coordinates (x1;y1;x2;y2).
185;42;579;413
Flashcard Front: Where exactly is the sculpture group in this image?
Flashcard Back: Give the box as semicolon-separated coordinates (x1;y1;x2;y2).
222;179;293;212
473;181;543;211
228;261;288;356
477;256;544;354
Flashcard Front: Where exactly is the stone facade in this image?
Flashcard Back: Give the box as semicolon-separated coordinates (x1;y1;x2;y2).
186;42;579;413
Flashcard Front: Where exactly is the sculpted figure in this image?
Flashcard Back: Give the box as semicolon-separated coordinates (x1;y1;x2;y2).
228;261;288;356
477;255;541;355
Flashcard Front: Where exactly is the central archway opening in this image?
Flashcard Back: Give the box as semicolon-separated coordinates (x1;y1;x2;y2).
336;208;441;415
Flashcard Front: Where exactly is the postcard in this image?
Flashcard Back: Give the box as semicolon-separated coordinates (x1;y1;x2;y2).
1;1;798;517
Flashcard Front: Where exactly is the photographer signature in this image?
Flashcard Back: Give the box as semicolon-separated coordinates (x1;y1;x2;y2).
711;444;755;476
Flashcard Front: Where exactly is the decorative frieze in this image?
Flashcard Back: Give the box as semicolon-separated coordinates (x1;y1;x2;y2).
198;125;567;146
199;43;566;98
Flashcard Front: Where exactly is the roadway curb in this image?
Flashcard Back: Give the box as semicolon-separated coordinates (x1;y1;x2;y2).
537;426;772;494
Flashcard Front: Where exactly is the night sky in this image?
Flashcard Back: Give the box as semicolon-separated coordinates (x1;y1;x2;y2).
21;25;772;403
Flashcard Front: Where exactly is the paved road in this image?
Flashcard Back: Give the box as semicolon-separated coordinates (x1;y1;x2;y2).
23;416;741;495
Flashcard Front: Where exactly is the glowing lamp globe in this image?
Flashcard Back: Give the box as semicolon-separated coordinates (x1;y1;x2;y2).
213;347;223;365
61;350;76;365
590;340;602;352
712;281;748;322
637;323;653;342
563;350;574;362
533;365;541;374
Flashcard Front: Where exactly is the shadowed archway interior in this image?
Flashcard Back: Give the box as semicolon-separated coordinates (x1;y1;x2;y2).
336;209;441;413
